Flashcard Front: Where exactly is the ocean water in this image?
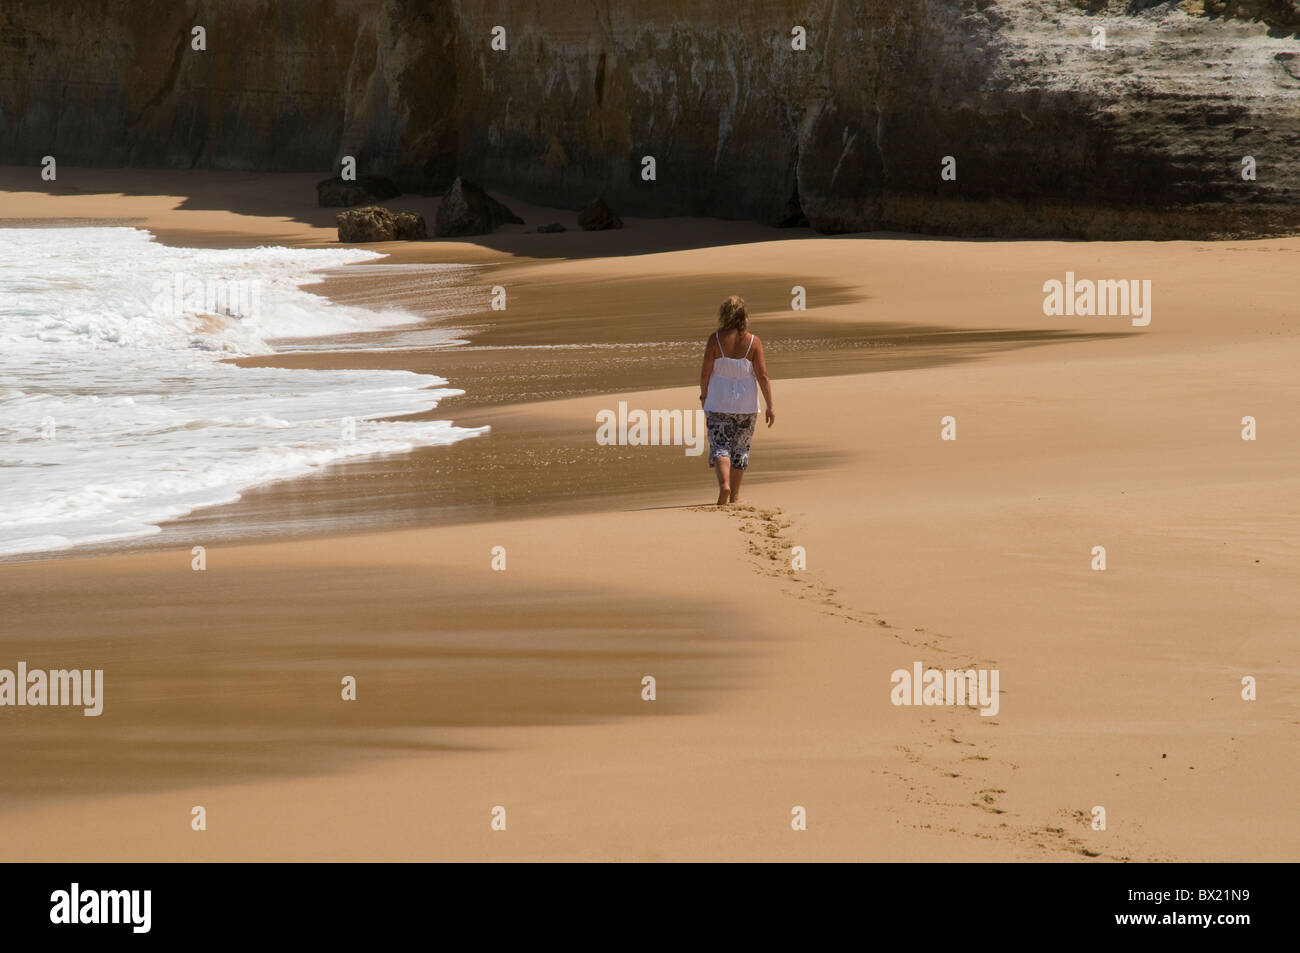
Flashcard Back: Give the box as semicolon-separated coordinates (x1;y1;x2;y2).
0;227;484;557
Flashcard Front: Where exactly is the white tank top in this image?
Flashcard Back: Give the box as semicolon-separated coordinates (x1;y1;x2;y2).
703;331;760;414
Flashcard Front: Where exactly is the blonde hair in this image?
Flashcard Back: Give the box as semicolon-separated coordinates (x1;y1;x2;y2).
717;295;747;333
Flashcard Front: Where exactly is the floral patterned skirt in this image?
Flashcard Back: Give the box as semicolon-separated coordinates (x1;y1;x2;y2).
705;411;758;470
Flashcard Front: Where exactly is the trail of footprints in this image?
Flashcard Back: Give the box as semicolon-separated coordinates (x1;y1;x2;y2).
701;502;978;655
691;501;1141;861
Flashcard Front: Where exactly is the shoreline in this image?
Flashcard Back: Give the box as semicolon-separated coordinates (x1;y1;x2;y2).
0;165;1130;563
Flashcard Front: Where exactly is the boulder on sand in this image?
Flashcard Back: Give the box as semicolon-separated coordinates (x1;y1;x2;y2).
536;222;566;233
336;206;394;242
434;177;523;236
577;197;623;230
392;211;427;240
316;175;402;208
336;206;427;242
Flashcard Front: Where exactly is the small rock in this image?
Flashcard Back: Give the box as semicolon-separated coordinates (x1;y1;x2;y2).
337;206;396;242
336;206;427;242
392;211;427;240
577;197;623;231
317;175;401;208
536;222;566;233
434;177;523;236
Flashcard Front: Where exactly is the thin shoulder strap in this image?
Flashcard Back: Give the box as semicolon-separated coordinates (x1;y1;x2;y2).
743;333;754;358
714;331;723;356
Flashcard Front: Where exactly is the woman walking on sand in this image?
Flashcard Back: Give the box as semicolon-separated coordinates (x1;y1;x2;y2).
699;295;775;505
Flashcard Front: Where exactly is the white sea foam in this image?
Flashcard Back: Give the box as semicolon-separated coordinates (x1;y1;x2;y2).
0;227;485;556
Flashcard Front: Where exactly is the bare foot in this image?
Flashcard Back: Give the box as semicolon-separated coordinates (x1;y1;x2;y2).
716;488;731;505
729;491;741;504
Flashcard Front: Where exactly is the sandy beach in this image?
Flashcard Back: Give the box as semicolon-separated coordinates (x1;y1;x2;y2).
0;167;1296;861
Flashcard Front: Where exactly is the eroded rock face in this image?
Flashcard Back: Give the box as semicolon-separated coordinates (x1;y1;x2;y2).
449;0;1300;238
0;0;459;183
2;0;1296;238
434;176;523;236
1201;0;1299;29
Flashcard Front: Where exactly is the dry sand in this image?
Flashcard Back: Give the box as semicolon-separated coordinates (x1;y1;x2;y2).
0;167;1295;860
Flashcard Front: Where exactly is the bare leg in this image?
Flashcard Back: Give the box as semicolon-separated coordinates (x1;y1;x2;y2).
729;467;744;503
713;456;731;505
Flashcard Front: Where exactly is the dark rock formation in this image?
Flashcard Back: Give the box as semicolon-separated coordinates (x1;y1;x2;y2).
536;222;566;233
392;210;427;240
577;198;623;231
316;175;402;207
434;177;523;236
318;180;373;208
2;0;1297;239
1202;0;1300;29
336;206;426;242
777;189;809;229
337;207;396;243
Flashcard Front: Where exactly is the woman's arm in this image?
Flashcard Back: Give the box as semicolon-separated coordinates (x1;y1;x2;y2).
752;337;775;427
699;337;716;404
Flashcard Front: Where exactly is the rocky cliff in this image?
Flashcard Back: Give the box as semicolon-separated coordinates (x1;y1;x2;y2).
1;0;1296;237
